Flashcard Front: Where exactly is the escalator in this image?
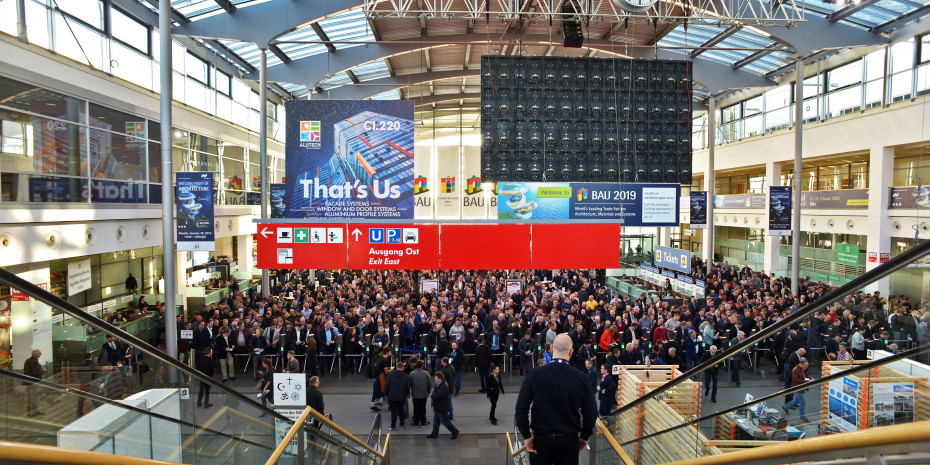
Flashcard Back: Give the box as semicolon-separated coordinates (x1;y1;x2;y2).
0;268;389;465
507;237;930;465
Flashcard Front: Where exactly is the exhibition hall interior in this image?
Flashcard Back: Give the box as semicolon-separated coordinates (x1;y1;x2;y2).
3;0;930;464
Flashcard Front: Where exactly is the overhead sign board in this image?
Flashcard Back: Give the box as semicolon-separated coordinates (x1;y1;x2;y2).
837;243;860;266
255;225;347;270
439;224;531;270
67;258;92;296
348;225;440;269
654;245;691;274
496;182;679;226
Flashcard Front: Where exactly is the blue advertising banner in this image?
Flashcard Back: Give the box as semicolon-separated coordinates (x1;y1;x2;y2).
270;183;287;219
690;191;707;229
176;172;215;251
284;100;415;219
655;245;692;274
496;182;679;226
768;186;792;236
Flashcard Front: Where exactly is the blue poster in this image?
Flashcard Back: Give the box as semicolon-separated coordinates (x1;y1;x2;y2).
690;191;707;229
284;100;415;219
270;183;287;218
496;182;679;226
768;186;792;236
176;172;215;251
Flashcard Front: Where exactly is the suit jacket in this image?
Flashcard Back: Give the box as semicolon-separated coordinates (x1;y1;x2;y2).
475;344;492;368
214;334;235;358
307;386;324;414
98;340;122;364
286;328;309;352
196;353;216;377
430;381;452;413
486;373;504;399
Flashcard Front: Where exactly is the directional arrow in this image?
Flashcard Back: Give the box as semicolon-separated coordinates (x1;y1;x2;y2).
260;227;272;238
351;228;362;241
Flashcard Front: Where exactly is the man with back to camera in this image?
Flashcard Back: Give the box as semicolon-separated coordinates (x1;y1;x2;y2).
515;334;597;465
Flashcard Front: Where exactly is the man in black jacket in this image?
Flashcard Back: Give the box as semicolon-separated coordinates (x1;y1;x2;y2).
384;362;411;430
426;371;458;439
196;347;215;408
515;334;597;465
306;376;324;429
475;336;492;393
23;349;45;416
98;335;122;365
702;345;722;403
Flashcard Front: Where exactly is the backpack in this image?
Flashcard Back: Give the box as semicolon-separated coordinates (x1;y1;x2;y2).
367;357;381;379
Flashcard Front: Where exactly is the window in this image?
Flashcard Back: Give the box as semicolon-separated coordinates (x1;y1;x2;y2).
185;52;208;85
827;60;862;91
921;35;930;64
215;70;231;96
890;39;915;74
764;85;791;132
111;7;148;55
56;0;103;30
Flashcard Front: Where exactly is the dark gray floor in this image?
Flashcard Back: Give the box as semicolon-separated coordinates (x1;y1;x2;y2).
220;357;817;461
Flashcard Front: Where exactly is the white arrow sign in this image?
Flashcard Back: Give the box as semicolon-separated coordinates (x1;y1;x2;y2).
351;228;362;241
261;227;272;238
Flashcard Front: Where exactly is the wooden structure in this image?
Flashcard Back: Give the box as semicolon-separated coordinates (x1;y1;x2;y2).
610;365;720;464
819;361;930;434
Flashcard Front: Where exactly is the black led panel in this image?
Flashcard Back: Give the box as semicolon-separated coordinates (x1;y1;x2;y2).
480;56;693;184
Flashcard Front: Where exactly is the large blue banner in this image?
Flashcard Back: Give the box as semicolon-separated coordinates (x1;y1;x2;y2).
284;100;415;219
496;182;679;226
176;172;215;251
690;191;707;229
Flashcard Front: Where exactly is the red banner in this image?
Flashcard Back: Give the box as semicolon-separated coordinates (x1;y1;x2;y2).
532;224;621;269
255;225;347;269
347;225;440;269
440;224;531;270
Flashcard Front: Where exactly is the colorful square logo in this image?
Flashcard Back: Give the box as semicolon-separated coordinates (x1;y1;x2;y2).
577;188;588;201
441;176;456;193
300;121;321;142
415;175;429;194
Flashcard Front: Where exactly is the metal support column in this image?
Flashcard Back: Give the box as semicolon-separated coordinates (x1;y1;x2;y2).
15;0;26;43
158;0;178;375
706;96;715;277
791;59;803;296
260;50;270;298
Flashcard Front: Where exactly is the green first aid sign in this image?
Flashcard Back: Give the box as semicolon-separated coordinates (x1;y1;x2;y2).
837;243;859;266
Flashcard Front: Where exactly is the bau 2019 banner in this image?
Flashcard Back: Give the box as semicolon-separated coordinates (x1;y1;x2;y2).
284;100;415;219
176;172;215;251
496;182;679;226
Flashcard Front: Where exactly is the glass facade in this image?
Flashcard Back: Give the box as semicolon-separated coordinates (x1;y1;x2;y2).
0;75;283;205
693;37;930;150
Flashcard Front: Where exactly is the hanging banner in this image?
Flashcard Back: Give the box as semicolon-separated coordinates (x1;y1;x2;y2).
800;189;868;209
828;377;859;431
690;191;707;229
836;243;860;266
872;383;914;427
435;146;461;218
284;100;415;219
655;245;691;274
768;186;792;236
176;172;215;251
461;146;487;218
496;182;679;225
270;183;287;219
414;145;433;219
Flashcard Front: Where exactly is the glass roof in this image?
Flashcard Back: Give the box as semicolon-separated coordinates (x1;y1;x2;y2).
371;90;401;100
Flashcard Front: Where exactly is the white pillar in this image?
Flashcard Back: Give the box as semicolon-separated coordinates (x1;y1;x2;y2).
764;161;784;275
237;233;253;274
9;262;52;369
865;145;893;295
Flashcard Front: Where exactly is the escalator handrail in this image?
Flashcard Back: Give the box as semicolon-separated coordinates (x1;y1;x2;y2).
618;343;930;447
611;237;930;416
305;407;385;459
655;420;930;465
595;419;635;465
0;268;292;424
366;412;381;448
264;407;314;465
0;440;178;465
0;368;270;451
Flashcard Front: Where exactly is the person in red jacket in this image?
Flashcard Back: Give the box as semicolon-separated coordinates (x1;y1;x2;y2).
598;325;621;352
782;357;812;422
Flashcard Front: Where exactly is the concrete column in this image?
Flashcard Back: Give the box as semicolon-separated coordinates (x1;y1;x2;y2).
236;233;253;274
764;161;784;275
864;145;893;295
9;262;52;369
